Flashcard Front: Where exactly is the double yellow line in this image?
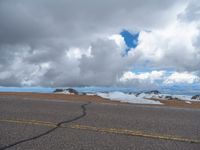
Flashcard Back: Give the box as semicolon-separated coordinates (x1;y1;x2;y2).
0;119;199;144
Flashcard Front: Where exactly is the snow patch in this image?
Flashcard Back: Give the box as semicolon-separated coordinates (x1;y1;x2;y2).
97;92;162;105
185;101;192;104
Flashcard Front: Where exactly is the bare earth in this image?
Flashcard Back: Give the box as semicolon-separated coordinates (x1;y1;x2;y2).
0;92;200;109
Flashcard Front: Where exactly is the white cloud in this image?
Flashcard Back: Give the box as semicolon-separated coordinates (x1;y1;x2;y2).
119;70;200;86
0;71;12;80
1;0;200;88
129;20;199;70
109;34;127;50
78;38;133;86
119;71;165;83
163;72;200;84
65;47;91;59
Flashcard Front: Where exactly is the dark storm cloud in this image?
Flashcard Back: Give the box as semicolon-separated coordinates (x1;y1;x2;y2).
0;0;198;87
0;0;185;44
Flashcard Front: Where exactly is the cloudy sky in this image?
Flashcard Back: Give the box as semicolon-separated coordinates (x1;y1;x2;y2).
0;0;200;90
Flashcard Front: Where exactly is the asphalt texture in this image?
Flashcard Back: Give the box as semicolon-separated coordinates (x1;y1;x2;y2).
0;96;200;150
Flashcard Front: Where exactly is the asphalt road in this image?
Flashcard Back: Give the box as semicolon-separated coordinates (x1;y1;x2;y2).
0;96;200;150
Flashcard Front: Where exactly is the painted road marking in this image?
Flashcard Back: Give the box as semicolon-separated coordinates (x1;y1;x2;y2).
0;119;199;144
0;119;57;127
70;124;200;144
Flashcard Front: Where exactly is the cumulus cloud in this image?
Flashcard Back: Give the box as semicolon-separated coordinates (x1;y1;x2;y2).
109;34;127;50
129;20;200;71
78;38;133;86
118;70;200;89
119;71;165;83
163;72;200;84
118;70;166;89
0;0;185;45
0;0;200;88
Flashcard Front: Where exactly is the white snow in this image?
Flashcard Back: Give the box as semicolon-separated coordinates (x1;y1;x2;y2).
136;93;161;99
185;101;192;104
97;91;200;104
55;91;70;94
53;88;199;103
137;93;200;102
97;92;162;105
86;93;96;96
172;95;191;101
54;89;73;95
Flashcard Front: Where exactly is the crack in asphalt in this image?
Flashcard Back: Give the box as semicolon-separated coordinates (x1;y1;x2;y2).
1;119;200;144
0;102;91;150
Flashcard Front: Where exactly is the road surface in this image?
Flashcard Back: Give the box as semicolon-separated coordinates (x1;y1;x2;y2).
0;96;200;150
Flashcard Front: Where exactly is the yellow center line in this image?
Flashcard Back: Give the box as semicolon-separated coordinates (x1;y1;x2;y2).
0;119;199;144
69;124;200;144
0;119;57;127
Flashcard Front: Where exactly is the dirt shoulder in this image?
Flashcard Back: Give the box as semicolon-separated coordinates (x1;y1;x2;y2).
0;92;200;109
0;92;119;104
152;98;200;109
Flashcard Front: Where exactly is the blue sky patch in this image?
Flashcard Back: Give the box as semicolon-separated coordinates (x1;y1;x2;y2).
120;30;139;50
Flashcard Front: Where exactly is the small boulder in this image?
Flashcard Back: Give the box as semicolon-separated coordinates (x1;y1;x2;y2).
145;90;161;95
54;89;64;93
53;88;79;95
174;97;180;100
164;95;173;100
191;95;200;100
135;92;141;97
67;88;79;95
